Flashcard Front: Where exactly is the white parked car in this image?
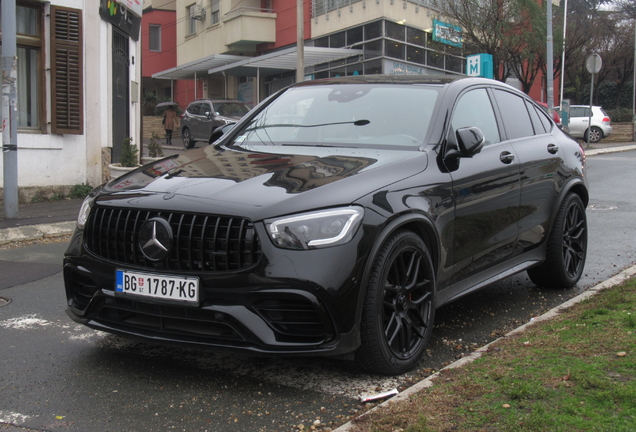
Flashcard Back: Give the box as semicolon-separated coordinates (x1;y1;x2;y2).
562;105;612;143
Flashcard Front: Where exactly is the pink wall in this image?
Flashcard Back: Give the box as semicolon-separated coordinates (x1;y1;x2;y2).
173;80;205;110
142;9;177;77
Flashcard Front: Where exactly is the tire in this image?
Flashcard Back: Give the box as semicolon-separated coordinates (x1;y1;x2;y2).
586;126;602;144
527;193;587;288
356;230;436;375
182;128;195;149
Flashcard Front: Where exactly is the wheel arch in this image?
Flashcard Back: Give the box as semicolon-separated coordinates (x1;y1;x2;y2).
353;213;441;328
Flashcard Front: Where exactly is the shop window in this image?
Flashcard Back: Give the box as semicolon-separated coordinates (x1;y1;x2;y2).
427;49;444;69
364;60;382;75
347;26;363;46
446;55;463;73
364;21;382;39
407;46;425;65
315;36;329;48
364;40;382;60
330;31;345;48
407;27;426;47
386;21;405;41
386;41;405;60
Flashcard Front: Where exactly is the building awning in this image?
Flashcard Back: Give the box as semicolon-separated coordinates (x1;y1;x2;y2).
151;54;248;80
207;46;363;77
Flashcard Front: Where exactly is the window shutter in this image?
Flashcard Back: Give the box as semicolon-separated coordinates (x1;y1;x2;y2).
51;6;83;135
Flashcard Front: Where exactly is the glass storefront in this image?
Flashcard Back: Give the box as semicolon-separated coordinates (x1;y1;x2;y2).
310;19;466;79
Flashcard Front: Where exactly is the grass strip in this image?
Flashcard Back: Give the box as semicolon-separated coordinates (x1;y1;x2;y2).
350;278;636;432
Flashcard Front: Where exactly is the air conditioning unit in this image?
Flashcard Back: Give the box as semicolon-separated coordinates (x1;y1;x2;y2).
192;5;206;20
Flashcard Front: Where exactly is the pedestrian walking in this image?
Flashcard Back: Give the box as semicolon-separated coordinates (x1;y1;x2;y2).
162;106;179;145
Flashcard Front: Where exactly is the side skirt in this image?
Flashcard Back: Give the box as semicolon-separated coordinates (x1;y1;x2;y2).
437;249;544;308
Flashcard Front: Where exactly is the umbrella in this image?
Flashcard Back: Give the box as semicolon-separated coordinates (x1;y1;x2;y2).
155;101;179;108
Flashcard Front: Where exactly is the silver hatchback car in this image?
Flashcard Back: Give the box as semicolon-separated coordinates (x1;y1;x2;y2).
565;105;612;143
180;99;251;149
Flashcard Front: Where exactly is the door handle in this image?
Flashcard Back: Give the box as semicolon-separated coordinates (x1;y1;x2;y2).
548;143;559;154
500;151;515;164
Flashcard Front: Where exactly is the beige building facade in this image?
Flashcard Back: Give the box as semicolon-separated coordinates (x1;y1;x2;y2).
154;0;465;107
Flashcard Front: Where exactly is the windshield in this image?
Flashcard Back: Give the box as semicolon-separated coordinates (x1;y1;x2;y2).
231;84;439;148
212;102;251;117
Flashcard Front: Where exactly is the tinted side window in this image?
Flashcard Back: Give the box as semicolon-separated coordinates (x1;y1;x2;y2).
188;103;200;115
527;102;547;134
451;88;500;145
493;89;534;140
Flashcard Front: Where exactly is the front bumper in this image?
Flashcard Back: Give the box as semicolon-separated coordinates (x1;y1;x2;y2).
63;225;369;356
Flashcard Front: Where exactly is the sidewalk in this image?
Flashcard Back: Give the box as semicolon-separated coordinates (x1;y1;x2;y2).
1;141;635;245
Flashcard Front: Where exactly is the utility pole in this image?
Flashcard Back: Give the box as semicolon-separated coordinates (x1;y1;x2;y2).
546;0;555;114
296;0;304;84
2;0;19;218
633;19;636;141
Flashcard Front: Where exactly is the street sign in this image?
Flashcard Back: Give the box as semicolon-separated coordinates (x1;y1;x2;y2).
466;54;493;79
586;54;602;75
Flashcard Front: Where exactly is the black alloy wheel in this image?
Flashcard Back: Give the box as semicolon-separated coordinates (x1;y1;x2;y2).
527;193;587;288
586;126;602;144
182;128;195;149
357;230;436;375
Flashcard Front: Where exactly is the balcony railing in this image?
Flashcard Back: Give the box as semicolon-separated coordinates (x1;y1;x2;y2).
223;7;275;20
311;0;437;18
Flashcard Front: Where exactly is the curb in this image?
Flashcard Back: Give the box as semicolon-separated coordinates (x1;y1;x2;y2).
0;221;76;246
332;263;636;432
585;144;636;156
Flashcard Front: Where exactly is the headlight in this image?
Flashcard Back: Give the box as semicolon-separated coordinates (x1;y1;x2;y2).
266;207;364;250
77;196;93;229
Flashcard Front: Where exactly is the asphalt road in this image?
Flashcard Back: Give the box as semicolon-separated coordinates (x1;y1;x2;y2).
1;149;635;432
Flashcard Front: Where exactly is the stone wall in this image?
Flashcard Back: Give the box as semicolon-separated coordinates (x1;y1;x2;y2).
604;122;634;142
143;116;181;140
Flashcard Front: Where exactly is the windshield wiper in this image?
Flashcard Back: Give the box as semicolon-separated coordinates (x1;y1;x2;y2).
243;119;370;133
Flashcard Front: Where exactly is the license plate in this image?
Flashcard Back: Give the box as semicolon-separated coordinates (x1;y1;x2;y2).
115;269;199;303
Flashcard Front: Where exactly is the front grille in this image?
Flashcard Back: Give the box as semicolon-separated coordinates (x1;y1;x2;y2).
84;207;261;272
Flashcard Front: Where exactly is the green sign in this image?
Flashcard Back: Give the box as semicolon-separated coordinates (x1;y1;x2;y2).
432;20;462;48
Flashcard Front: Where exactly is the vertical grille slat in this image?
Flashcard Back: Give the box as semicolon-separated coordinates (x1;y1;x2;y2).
105;209;115;259
187;215;197;271
225;218;234;269
200;216;209;271
237;219;246;269
84;207;261;272
113;209;123;262
212;218;221;272
123;210;134;266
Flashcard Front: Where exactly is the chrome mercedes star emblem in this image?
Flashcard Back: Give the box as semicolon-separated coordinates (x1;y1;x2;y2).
138;217;173;261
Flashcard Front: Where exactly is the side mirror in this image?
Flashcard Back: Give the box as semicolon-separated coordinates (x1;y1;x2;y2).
456;126;485;156
204;111;212;118
209;123;235;144
445;126;485;159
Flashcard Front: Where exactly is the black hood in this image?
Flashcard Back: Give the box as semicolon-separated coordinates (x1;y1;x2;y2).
100;145;428;221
